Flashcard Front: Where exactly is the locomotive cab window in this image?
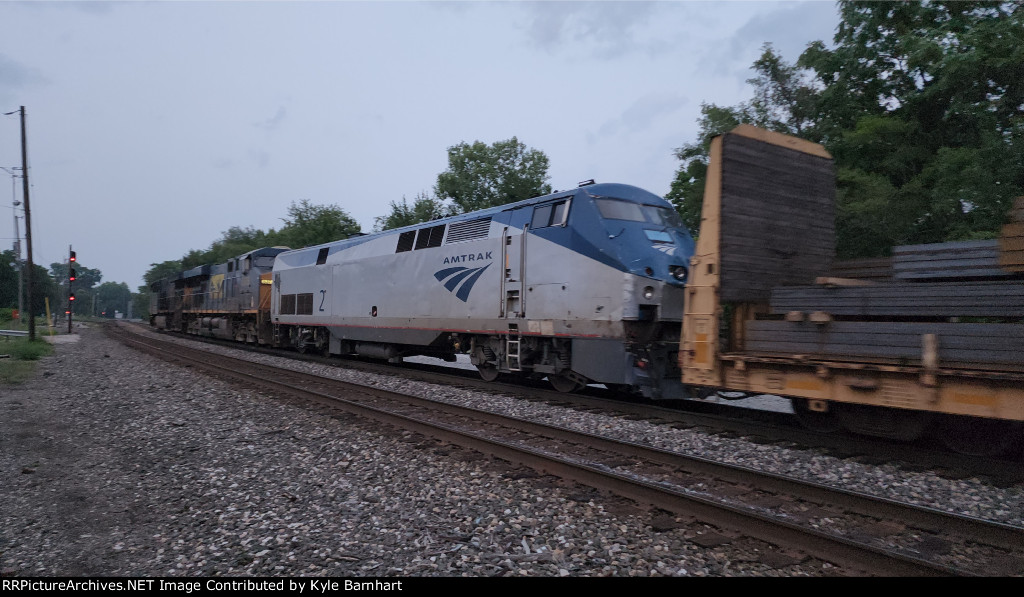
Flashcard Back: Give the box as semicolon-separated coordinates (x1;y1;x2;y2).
531;199;570;229
595;198;683;228
644;230;674;244
316;247;329;265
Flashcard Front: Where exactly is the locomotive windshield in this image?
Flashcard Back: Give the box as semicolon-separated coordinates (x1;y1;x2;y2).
594;198;682;228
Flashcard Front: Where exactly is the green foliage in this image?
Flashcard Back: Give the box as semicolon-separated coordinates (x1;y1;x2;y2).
145;200;361;285
669;3;1024;256
435;137;552;213
667;44;823;234
26;262;59;317
95;282;132;317
0;251;55;317
0;337;53;385
50;261;101;290
181;226;280;270
50;260;102;316
6;338;52;361
278;199;361;248
144;260;183;287
0;307;13;323
0;251;19;310
666;103;756;233
132;290;150;320
374;191;453;232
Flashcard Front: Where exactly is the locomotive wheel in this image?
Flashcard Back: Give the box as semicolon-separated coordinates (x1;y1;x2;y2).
791;398;841;433
936;415;1021;457
548;374;584;393
477;364;500;382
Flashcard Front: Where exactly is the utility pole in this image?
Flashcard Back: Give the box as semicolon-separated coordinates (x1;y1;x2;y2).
3;107;35;340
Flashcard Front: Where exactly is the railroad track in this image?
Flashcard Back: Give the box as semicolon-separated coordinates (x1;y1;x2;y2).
108;323;1024;576
133;324;1024;484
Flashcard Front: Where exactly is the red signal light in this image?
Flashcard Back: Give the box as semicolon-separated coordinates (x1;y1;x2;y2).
69;250;76;263
69;268;76;281
69;293;76;301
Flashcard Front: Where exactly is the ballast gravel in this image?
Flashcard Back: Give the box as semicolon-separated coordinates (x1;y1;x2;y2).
0;324;1019;577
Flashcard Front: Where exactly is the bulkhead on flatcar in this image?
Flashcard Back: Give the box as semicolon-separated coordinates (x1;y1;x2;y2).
271;183;696;398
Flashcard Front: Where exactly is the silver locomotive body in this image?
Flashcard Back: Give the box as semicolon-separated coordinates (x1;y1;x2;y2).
273;183;694;398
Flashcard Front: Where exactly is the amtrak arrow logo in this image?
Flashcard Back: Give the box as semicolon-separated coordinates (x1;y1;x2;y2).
434;263;491;302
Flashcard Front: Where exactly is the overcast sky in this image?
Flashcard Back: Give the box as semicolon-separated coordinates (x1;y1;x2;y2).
0;0;839;290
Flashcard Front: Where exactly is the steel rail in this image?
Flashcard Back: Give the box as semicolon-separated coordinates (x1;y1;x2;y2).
139;323;1024;483
110;326;991;576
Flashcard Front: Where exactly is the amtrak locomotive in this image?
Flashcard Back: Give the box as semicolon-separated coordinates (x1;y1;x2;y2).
151;182;695;398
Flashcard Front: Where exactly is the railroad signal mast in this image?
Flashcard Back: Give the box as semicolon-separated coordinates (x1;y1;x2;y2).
68;247;76;333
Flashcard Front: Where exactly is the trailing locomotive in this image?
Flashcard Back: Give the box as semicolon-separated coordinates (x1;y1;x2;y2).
150;246;289;342
151;182;696;398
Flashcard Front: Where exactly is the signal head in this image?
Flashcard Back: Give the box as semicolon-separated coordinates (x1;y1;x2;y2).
69;250;76;263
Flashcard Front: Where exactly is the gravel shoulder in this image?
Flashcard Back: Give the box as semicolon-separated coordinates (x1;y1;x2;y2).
1;325;846;577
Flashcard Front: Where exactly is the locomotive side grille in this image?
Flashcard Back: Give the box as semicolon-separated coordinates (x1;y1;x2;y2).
296;293;314;315
280;294;296;315
445;218;491;244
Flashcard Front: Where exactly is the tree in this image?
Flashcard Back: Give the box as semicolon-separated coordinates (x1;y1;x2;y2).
143;200;361;286
278;199;361;248
667;103;758;233
132;287;150;320
50;261;102;316
95;281;132;317
373;191;453;232
668;3;1024;255
50;261;101;290
25;262;59;317
0;250;19;310
666;44;815;233
800;0;1024;252
435;137;552;213
144;259;183;287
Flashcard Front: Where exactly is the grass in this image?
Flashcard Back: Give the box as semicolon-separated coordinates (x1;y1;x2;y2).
0;336;55;385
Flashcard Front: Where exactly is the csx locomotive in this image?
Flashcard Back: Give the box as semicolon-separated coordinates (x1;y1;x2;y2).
150;182;696;398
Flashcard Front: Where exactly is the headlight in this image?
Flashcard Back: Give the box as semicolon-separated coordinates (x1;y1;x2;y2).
642;286;655;300
669;265;688;282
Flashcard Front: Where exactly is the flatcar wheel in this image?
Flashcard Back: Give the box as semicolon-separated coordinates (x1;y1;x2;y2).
937;415;1021;457
477;364;500;382
549;374;584;393
791;398;841;433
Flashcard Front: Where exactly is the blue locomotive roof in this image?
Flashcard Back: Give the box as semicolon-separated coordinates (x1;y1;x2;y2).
576;183;671;207
284;182;672;254
275;182;691;278
386;183;671;232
